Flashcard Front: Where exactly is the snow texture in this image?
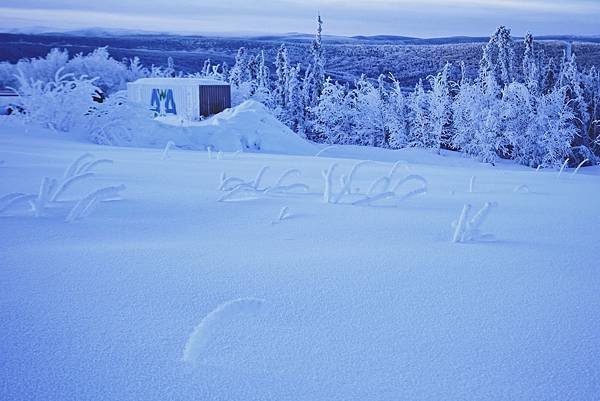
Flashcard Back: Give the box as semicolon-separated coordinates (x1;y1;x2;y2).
1;120;600;401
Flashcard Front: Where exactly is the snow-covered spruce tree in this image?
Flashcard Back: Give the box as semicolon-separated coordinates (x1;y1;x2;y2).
476;44;506;162
344;75;387;147
558;52;592;162
166;56;176;77
486;26;515;88
274;44;290;109
303;15;326;140
285;64;306;136
522;33;541;96
427;62;452;150
228;47;253;105
387;74;409;149
376;74;393;147
308;14;325;108
312;78;350;144
201;59;212;77
582;66;600;151
542;58;557;95
536;86;578;167
502;82;537;165
229;47;250;89
251;51;273;106
451;69;481;156
408;79;430;148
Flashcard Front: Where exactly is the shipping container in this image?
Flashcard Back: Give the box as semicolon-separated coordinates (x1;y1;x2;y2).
127;78;231;120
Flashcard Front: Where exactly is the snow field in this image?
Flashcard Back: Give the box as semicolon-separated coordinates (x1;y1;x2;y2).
1;127;600;400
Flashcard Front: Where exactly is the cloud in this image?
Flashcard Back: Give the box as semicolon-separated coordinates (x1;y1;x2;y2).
1;1;599;37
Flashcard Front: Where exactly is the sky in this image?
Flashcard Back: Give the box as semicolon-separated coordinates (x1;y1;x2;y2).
1;0;599;38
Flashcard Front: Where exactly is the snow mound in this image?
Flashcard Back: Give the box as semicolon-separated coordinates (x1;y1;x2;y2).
103;100;318;155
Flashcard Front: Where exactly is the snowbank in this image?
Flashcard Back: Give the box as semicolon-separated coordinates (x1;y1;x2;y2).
101;100;319;155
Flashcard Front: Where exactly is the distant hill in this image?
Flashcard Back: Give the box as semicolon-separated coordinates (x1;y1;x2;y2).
1;31;599;89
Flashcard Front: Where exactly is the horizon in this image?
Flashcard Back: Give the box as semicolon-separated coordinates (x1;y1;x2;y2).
1;0;600;38
2;25;600;41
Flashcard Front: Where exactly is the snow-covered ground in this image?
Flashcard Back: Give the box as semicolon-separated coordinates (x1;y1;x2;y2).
1;116;599;401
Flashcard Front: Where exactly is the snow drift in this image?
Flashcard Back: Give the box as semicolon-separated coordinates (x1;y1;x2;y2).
95;100;319;155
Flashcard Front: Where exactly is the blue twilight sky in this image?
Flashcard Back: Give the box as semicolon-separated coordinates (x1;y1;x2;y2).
1;0;599;37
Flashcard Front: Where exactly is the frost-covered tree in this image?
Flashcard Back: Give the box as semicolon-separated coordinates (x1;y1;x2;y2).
166;56;176;77
285;64;306;136
387;75;409;149
536;86;578;167
502;82;536;165
274;44;290;108
228;47;250;88
582;66;600;151
250;51;272;106
486;26;515;87
559;52;591;160
542;58;557;95
408;79;430;148
522;33;540;96
350;75;387;147
302;14;326;140
201;59;212;76
306;14;325;108
451;74;481;156
312;78;350;144
427;62;452;150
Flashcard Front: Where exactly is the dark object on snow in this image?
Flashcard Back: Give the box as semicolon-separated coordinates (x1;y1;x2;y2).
199;84;231;117
92;89;105;103
0;87;19;115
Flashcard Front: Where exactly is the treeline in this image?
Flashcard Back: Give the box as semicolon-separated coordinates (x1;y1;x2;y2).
1;19;598;167
222;23;599;168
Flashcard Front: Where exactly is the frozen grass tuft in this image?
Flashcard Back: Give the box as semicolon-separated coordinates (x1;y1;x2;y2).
321;163;338;203
333;161;371;203
162;141;176;160
571;159;589;178
452;202;498;243
0;153;123;220
182;298;265;366
276;206;292;222
314;145;337;157
219;166;309;202
557;158;569;179
65;184;126;223
77;159;113;174
513;184;530;193
63;153;94;180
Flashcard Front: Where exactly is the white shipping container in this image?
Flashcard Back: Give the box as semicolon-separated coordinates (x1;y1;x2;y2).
127;78;228;120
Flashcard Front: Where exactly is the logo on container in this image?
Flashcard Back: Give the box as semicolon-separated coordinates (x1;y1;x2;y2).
150;89;177;115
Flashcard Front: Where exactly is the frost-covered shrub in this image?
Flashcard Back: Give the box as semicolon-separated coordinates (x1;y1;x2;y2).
0;48;148;95
13;68;99;132
63;47;130;93
0;49;70;89
87;92;154;145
